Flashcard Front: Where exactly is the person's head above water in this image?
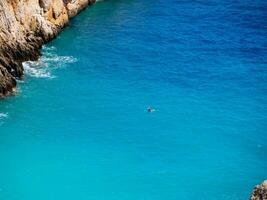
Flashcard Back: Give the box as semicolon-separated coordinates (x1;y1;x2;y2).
147;107;156;112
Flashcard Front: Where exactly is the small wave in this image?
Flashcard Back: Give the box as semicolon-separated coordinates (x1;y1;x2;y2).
41;56;77;64
42;45;56;51
42;46;57;51
23;61;53;78
0;113;8;119
22;47;77;78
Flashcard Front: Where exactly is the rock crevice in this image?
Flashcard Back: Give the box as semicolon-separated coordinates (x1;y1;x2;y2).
0;0;95;97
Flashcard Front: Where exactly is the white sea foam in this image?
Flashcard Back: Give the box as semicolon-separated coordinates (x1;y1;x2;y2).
0;113;8;119
42;46;57;51
22;46;77;78
23;61;53;78
41;56;77;64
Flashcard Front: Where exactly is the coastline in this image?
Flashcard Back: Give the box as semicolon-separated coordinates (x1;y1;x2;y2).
249;180;267;200
0;1;265;199
0;0;96;97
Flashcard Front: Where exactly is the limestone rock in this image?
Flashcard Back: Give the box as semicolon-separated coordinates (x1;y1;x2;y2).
0;64;16;98
250;180;267;200
0;0;96;97
39;0;53;12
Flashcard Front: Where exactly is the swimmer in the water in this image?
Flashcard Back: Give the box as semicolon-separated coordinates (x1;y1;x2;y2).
147;107;156;112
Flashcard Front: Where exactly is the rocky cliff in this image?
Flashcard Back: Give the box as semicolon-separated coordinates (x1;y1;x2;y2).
0;0;95;97
250;180;267;200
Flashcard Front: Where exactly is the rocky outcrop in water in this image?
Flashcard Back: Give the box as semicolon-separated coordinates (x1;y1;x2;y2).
250;180;267;200
0;0;95;97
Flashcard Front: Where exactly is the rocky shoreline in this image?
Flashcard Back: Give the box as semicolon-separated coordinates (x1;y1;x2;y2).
250;180;267;200
0;2;266;199
0;0;95;97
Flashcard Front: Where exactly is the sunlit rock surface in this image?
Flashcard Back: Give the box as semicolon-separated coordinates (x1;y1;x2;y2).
250;181;267;200
0;0;95;96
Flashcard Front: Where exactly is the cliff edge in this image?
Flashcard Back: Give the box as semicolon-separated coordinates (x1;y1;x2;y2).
0;0;95;97
250;180;267;200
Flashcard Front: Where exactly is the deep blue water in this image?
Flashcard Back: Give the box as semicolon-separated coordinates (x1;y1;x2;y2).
0;0;267;199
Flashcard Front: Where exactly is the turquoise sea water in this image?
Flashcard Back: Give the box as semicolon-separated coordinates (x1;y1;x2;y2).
0;0;267;199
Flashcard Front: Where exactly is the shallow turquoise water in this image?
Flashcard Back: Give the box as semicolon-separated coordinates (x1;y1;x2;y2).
0;0;267;199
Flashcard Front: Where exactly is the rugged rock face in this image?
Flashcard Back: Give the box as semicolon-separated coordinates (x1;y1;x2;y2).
0;0;95;97
250;180;267;200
